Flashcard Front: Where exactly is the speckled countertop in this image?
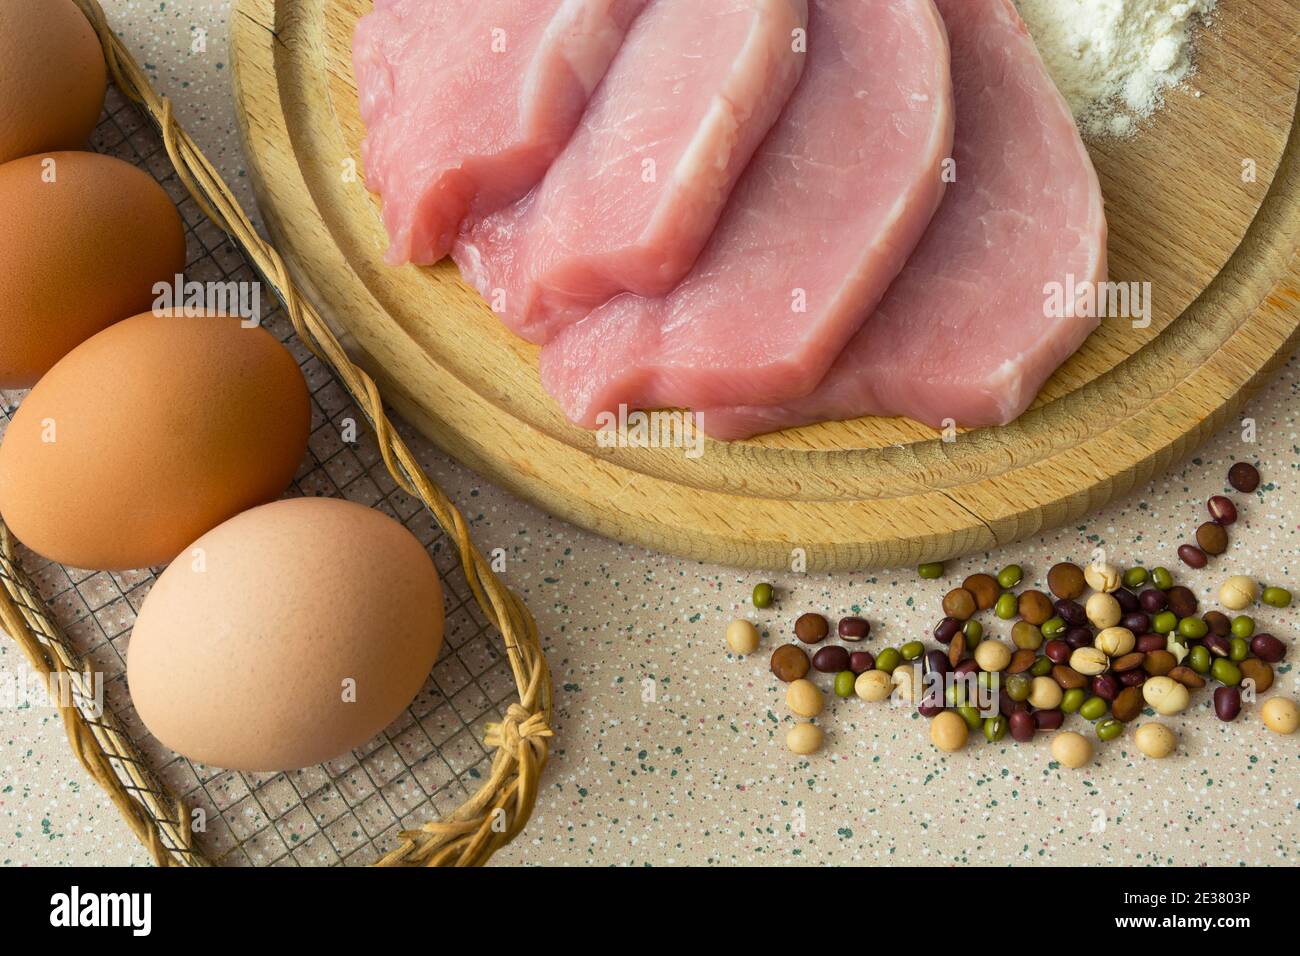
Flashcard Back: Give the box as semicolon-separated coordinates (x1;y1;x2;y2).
0;1;1296;867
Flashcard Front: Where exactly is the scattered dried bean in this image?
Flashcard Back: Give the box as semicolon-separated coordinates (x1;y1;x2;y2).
838;616;870;641
1227;461;1259;493
812;645;850;673
1207;496;1237;525
962;573;1000;610
795;613;829;644
771;644;810;682
1213;686;1241;722
1048;562;1086;600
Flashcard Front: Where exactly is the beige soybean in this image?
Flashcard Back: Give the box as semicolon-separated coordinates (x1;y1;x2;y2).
975;640;1012;673
1143;676;1190;716
1085;592;1122;629
930;711;968;752
1050;731;1093;768
1095;626;1135;657
1070;646;1109;676
1218;575;1259;611
1029;676;1063;710
1084;561;1121;593
726;619;760;655
1260;697;1299;735
892;664;921;704
1134;722;1177;758
855;669;893;702
786;722;823;755
786;678;824;718
1012;621;1043;650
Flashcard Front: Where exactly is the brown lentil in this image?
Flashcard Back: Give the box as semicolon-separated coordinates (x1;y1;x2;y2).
1048;562;1086;600
1166;586;1198;618
1203;610;1231;636
947;632;966;668
1012;621;1043;650
942;587;978;621
1110;652;1145;673
1195;521;1228;556
1143;650;1177;676
1227;461;1260;493
1051;664;1087;690
1239;658;1274;693
1167;665;1206;689
962;573;1000;610
1112;685;1144;722
794;612;829;644
771;644;810;682
1008;648;1037;674
1018;589;1054;625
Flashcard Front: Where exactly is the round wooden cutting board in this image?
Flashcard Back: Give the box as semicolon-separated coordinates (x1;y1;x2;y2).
230;0;1300;570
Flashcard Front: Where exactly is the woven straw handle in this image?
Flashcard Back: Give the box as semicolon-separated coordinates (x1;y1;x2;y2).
3;0;552;866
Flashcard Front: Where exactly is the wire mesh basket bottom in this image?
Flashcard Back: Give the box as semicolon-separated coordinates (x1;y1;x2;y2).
0;63;546;865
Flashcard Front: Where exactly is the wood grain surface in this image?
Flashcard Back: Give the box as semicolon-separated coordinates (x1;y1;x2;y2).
230;0;1300;569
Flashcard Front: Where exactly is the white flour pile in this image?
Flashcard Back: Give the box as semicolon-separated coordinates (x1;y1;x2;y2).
1014;0;1218;137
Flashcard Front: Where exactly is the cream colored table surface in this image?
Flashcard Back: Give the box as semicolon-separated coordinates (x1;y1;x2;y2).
1;1;1297;867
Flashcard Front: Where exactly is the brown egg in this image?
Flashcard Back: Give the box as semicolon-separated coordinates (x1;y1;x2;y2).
127;497;444;772
0;0;107;164
0;313;310;570
0;152;186;388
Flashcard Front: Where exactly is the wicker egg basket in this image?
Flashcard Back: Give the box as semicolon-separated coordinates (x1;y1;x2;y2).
0;0;552;866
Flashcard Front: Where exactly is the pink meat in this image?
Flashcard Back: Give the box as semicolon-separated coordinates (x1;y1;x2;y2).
702;0;1108;439
539;0;954;426
454;0;810;344
353;0;647;266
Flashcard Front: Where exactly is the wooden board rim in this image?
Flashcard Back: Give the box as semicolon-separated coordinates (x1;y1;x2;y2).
229;0;1300;569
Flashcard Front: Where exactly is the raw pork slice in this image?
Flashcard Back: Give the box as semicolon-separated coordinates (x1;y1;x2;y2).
353;0;647;266
539;0;954;425
702;0;1108;439
455;0;810;344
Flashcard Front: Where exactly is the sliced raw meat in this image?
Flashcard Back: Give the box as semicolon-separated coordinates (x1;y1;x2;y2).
539;0;954;425
455;0;810;344
353;0;647;266
702;0;1108;439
